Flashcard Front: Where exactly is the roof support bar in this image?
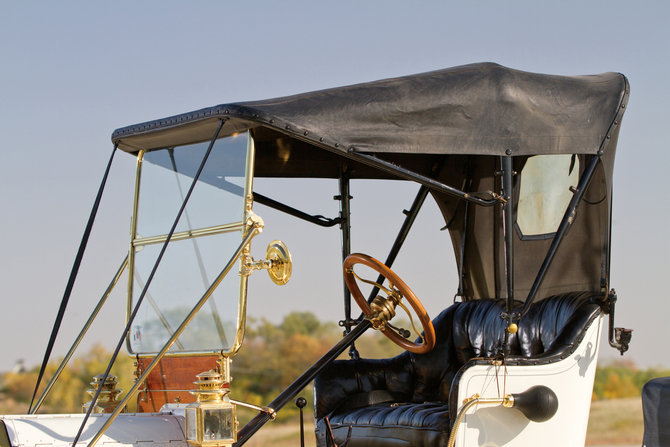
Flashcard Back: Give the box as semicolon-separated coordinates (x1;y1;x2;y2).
365;185;430;307
516;154;601;319
215;178;342;227
500;156;515;353
335;165;358;359
29;141;120;414
348;152;501;207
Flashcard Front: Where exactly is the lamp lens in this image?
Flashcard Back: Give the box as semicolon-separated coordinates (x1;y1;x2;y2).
185;407;198;441
204;408;234;440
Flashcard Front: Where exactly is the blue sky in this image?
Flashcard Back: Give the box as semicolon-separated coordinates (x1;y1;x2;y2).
1;1;669;372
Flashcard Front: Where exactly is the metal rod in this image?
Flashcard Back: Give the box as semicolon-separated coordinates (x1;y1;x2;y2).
229;399;274;415
29;142;120;413
339;165;352;326
30;255;128;414
85;226;259;447
366;185;429;306
133;222;245;246
337;166;357;359
457;199;470;298
134;272;185;350
234;320;371;446
208;178;341;227
254;191;340;227
168;149;228;347
447;397;508;447
517;155;601;318
350;153;500;207
501;157;515;330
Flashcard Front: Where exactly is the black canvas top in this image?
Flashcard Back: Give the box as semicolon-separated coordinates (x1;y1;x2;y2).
112;63;628;160
111;63;630;301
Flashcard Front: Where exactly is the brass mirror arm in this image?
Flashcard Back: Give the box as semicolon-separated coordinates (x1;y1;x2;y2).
84;226;260;447
240;256;275;277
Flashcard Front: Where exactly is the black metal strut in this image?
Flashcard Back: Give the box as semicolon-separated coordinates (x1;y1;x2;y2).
335;165;359;358
29;141;119;413
516;154;602;319
500;156;515;354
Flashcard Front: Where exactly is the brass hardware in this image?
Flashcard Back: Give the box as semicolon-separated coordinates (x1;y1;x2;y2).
241;240;292;285
185;370;237;447
449;386;558;447
508;323;518;334
82;374;124;414
347;267;425;344
133;222;246;247
229;399;275;419
462;393;480;405
449;393;513;447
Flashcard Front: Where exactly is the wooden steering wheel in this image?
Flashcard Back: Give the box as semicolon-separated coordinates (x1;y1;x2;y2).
343;253;435;354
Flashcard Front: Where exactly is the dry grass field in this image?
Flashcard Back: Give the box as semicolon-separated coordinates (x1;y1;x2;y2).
586;398;644;445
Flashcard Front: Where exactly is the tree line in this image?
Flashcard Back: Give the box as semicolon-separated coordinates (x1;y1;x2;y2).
1;312;667;418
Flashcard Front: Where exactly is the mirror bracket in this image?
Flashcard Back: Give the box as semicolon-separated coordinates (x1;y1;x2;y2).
240;240;292;285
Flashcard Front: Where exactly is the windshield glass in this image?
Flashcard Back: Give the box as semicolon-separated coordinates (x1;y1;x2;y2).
129;132;251;355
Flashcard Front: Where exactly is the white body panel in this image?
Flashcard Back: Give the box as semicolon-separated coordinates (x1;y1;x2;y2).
1;412;187;447
453;315;603;447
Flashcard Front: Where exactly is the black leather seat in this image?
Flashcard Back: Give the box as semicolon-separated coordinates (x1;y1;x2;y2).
313;292;603;447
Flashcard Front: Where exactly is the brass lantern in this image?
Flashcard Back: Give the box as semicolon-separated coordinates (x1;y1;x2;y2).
185;370;237;447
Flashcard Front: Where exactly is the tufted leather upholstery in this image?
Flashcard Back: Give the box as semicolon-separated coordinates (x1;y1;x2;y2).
313;292;603;447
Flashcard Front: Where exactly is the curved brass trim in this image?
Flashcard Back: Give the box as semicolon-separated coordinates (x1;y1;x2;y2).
448;394;512;447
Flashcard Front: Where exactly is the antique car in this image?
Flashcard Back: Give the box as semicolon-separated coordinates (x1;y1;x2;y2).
0;62;632;447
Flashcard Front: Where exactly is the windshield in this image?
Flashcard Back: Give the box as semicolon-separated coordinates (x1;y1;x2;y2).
128;132;251;356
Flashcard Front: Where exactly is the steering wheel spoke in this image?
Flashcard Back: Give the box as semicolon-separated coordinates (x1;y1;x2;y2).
343;253;436;354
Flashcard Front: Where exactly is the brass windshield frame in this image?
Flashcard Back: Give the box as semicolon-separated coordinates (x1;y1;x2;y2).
126;132;255;358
